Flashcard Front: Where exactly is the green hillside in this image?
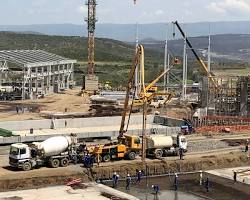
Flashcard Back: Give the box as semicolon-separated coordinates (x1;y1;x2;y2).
0;32;165;86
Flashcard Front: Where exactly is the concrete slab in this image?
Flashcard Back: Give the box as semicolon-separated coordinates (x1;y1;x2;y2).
12;124;166;136
206;166;250;185
0;183;139;200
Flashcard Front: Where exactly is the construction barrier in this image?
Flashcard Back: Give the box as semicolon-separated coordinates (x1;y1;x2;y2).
195;115;250;133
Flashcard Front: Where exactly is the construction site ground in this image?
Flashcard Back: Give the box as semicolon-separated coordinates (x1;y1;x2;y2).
0;87;194;122
0;87;91;122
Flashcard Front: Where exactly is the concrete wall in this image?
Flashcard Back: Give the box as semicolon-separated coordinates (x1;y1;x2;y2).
0;126;180;144
0;115;154;131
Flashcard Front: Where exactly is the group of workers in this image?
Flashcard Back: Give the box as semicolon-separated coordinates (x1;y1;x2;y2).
110;170;213;194
112;169;143;190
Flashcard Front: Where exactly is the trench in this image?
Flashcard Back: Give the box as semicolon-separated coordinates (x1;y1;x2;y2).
0;152;249;194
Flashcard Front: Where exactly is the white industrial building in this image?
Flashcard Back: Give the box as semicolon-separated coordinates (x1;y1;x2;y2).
0;50;76;100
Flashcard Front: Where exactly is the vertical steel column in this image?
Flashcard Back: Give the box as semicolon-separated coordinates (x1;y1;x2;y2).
164;26;168;93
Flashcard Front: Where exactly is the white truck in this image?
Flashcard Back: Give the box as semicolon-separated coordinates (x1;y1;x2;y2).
9;135;78;171
146;134;187;159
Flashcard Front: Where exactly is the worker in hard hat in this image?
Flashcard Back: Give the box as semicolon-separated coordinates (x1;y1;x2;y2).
136;170;142;184
152;185;160;194
112;172;119;188
126;174;132;190
174;173;179;191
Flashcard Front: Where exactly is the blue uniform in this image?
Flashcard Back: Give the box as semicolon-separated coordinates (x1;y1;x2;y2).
112;174;119;188
152;185;160;194
126;176;132;190
136;171;142;183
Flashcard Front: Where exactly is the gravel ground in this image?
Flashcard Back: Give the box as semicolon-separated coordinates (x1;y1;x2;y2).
188;140;229;152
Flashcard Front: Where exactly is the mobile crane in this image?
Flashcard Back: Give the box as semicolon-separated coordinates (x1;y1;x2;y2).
172;21;219;90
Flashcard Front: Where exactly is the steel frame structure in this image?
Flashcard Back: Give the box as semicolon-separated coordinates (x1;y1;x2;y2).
0;50;76;100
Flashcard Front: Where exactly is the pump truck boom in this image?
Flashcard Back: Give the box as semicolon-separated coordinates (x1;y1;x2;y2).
172;21;218;90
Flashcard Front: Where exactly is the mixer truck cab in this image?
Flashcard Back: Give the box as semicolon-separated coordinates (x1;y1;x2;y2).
9;143;32;170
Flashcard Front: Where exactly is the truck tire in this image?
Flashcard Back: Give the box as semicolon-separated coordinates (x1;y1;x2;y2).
128;152;136;160
50;159;60;168
60;158;69;167
22;162;32;171
102;154;111;162
154;149;163;159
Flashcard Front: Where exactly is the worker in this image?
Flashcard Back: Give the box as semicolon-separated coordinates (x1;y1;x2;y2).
112;172;119;188
152;185;160;194
179;148;184;160
174;173;179;191
233;170;237;183
126;174;132;190
16;106;19;114
83;154;93;168
71;148;77;164
245;139;249;152
205;177;210;192
136;170;142;184
199;170;203;186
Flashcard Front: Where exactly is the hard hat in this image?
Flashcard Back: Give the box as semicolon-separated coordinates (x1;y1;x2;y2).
127;174;130;177
151;185;154;188
114;172;117;175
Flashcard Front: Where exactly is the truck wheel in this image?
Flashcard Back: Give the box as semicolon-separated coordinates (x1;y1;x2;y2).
22;162;32;171
50;159;60;168
102;154;111;162
154;149;163;159
128;152;136;160
60;158;69;167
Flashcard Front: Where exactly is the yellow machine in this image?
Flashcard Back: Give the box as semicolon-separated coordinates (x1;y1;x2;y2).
88;135;141;162
131;44;176;107
86;45;177;163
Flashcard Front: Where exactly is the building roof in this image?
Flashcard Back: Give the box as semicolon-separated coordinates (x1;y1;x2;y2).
0;50;76;67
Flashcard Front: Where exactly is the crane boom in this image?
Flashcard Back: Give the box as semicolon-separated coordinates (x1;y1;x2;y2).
172;21;218;89
119;44;144;138
143;65;175;94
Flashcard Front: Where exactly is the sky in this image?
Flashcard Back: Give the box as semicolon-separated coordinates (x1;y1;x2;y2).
1;0;250;25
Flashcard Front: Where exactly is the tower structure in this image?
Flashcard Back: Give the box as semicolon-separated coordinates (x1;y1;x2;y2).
84;0;98;92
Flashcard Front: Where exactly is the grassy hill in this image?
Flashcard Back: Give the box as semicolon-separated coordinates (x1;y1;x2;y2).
0;32;164;86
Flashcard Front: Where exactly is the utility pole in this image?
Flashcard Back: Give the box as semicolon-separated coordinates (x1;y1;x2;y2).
182;34;187;100
135;23;139;98
84;0;98;92
208;27;211;73
164;25;168;93
142;97;147;162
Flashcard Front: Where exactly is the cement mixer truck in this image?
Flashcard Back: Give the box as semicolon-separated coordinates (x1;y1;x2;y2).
145;134;187;159
9;135;78;171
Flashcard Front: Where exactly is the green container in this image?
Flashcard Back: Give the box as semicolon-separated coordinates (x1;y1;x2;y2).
0;128;13;137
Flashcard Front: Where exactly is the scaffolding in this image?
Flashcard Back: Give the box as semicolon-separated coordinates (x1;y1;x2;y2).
0;50;76;100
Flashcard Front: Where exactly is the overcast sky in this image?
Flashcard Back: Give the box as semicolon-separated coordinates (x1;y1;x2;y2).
1;0;250;25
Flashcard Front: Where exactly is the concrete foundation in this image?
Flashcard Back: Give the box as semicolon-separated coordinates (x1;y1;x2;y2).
207;166;250;185
0;183;139;200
